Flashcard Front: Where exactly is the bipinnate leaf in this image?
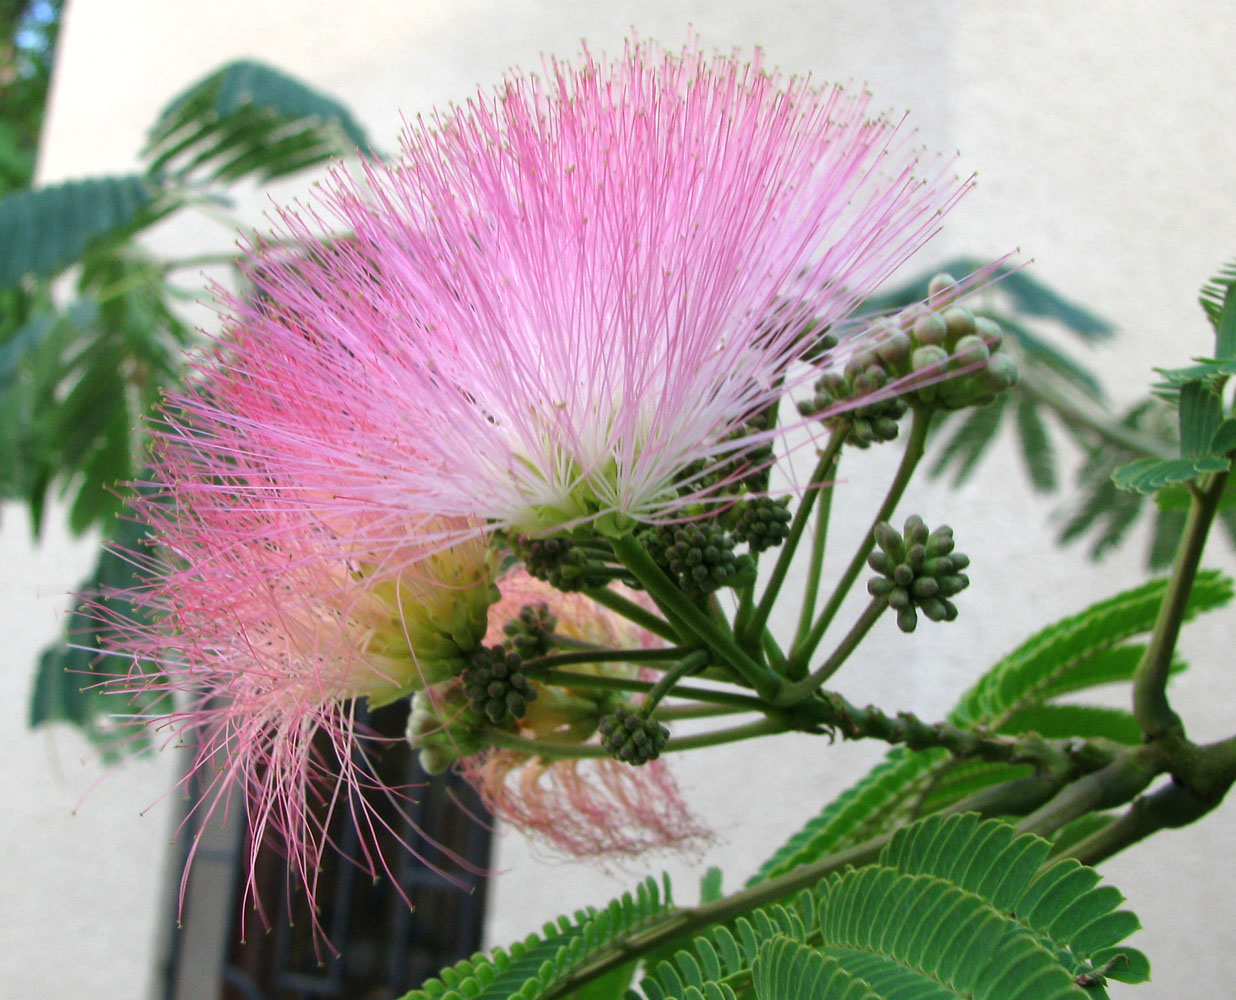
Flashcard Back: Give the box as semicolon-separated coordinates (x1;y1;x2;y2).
0;174;156;286
1198;256;1236;337
1016;397;1058;491
752;936;877;1000
399;876;673;1000
145;60;373;182
751;573;1231;883
929;393;1009;486
644;816;1144;1000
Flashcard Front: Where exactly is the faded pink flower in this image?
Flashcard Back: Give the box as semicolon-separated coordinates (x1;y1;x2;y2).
459;751;708;858
178;38;969;553
452;571;708;856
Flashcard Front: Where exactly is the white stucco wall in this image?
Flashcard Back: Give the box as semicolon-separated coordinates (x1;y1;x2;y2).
9;2;1236;997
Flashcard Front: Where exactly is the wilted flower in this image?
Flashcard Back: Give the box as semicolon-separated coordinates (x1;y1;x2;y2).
410;571;709;856
184;37;969;552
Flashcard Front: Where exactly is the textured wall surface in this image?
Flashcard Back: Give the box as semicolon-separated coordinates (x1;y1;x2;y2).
9;2;1236;997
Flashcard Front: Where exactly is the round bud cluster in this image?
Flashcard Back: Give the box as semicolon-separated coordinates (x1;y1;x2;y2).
641;522;745;596
730;496;793;552
461;645;538;724
509;533;605;591
798;365;909;448
502;602;558;658
598;706;670;765
867;515;970;633
804;273;1018;427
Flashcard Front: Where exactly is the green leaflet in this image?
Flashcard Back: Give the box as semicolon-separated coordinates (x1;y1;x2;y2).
399;876;672;1000
750;572;1232;884
752;937;878;1000
144;59;375;182
0;174;157;286
639;816;1144;1000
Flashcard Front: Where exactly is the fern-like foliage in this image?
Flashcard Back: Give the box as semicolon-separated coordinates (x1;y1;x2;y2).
0;174;158;286
398;876;672;1000
145;60;374;182
1197;256;1236;341
751;572;1233;883
640;815;1145;1000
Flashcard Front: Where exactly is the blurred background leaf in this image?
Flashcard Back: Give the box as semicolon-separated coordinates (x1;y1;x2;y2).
0;34;378;748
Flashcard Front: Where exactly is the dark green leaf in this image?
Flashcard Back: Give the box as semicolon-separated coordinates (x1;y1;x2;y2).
929;394;1009;486
1178;381;1223;459
1112;456;1227;494
30;514;158;756
1214;279;1236;360
145;60;374;183
1199;256;1236;337
998;705;1143;745
0;175;156;286
1015;397;1057;491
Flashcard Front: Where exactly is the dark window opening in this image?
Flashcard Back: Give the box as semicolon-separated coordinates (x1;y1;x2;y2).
157;700;492;1000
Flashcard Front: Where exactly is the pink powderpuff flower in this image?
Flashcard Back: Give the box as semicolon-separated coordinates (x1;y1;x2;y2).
103;443;500;948
449;571;709;857
175;37;972;554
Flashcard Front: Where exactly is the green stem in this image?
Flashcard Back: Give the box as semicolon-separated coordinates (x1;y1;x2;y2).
486;717;783;759
534;669;771;712
522;647;686;672
585;586;679;642
653;702;757;721
793;450;841;656
775;598;887;705
790;407;933;671
642;651;712;712
739;432;845;656
609;533;783;699
1132;468;1230;738
1015;749;1163;838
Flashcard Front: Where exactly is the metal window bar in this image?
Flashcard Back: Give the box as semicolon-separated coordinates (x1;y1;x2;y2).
156;701;492;1000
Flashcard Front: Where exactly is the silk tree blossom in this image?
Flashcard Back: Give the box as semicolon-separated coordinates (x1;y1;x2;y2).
182;38;971;552
412;571;710;856
104;453;499;944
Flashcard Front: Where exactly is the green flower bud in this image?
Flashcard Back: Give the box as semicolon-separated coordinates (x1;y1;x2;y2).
912;344;950;374
927;272;959;303
876;329;913;367
943;306;975;339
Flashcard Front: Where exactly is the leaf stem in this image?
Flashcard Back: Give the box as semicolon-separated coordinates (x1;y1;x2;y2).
533;669;771;712
485;717;783;759
537;834;892;1000
1018;370;1177;460
522;647;687;672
